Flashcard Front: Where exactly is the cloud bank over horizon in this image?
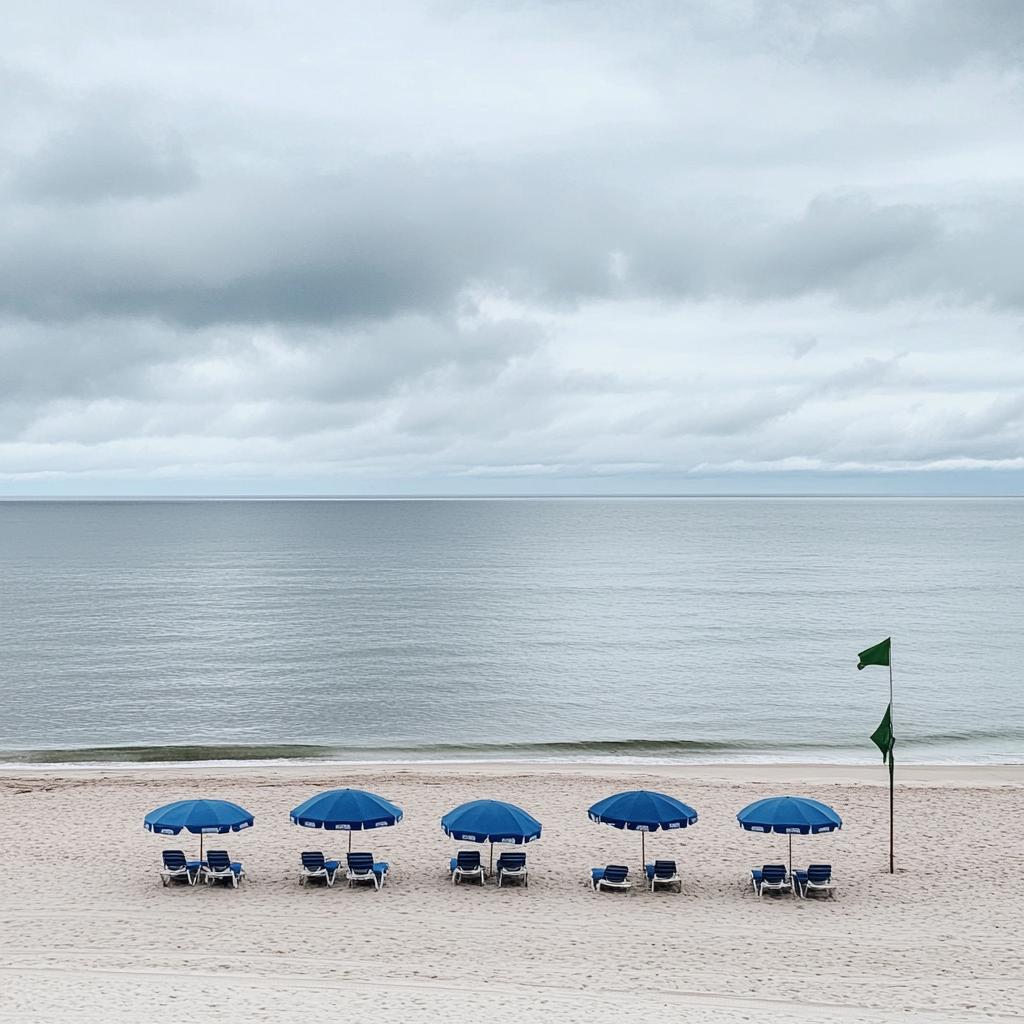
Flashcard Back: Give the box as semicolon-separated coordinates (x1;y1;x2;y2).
2;0;1024;493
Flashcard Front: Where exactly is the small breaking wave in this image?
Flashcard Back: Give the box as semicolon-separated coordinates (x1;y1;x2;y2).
1;733;1021;767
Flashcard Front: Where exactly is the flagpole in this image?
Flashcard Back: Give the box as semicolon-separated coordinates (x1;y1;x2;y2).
861;636;895;875
889;647;894;875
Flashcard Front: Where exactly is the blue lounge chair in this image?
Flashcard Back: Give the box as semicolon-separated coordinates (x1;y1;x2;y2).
750;863;792;898
202;849;245;887
591;864;631;891
159;849;197;886
347;851;388;890
299;851;338;887
794;863;836;899
450;850;485;885
496;851;528;887
645;859;681;892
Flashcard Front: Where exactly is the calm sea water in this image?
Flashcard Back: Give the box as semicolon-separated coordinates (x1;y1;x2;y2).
0;498;1021;765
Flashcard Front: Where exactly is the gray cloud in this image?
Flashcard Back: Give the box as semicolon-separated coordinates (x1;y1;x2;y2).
0;162;1015;328
799;0;1024;76
638;0;1024;76
13;110;197;204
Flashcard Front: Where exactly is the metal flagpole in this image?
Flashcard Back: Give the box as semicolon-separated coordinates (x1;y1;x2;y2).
889;648;895;875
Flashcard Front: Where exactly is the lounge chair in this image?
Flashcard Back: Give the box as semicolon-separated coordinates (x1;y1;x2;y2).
591;864;631;891
347;851;388;890
450;850;485;885
496;851;528;887
202;849;245;888
299;851;338;887
159;849;198;886
794;863;836;899
645;859;682;892
750;863;792;898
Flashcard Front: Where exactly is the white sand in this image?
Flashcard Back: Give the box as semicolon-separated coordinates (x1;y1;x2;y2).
1;762;1021;1024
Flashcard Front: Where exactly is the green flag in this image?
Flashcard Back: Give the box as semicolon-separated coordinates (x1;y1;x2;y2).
857;637;891;670
871;704;894;764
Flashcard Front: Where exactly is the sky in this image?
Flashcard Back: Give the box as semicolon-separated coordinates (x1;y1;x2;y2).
2;0;1024;495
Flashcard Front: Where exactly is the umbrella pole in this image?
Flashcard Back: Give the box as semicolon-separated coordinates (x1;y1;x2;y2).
200;833;204;863
348;831;352;853
489;842;494;878
641;830;646;872
788;834;792;877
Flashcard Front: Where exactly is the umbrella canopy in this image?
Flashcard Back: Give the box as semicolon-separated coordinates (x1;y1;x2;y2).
290;789;403;831
588;790;698;832
144;799;254;836
441;799;542;844
737;795;841;877
588;789;697;868
736;796;842;835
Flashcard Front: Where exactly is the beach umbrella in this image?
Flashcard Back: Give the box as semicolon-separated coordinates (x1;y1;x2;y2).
290;789;403;851
441;799;542;875
736;796;842;874
144;799;254;861
588;790;698;867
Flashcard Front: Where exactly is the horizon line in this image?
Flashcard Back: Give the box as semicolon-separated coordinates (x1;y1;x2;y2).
3;493;1024;501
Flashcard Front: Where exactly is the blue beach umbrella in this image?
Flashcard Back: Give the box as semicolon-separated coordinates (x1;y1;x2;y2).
588;790;698;865
441;799;542;874
290;789;403;851
737;796;842;873
144;799;254;860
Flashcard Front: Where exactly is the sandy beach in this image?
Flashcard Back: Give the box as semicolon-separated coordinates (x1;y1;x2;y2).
1;762;1021;1023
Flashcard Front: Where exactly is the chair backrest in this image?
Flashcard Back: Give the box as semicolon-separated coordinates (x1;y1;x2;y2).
761;864;787;883
603;864;629;883
456;850;481;870
498;852;526;870
206;850;230;870
654;859;677;877
162;850;186;869
301;851;326;870
807;863;832;883
347;852;374;871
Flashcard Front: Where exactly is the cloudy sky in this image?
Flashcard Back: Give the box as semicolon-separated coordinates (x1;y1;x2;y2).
2;0;1024;494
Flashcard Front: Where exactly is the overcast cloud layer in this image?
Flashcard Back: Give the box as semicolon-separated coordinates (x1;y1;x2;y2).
2;0;1024;493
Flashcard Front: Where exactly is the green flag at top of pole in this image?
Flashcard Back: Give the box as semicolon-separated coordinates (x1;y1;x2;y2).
857;637;891;670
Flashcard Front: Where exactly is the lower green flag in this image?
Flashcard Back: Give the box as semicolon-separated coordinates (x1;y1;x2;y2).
858;637;891;670
871;704;894;764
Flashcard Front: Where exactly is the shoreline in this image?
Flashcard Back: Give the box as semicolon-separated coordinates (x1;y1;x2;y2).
3;760;1022;786
3;738;1019;769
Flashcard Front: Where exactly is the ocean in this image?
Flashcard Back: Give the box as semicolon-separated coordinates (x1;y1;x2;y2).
0;498;1021;766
